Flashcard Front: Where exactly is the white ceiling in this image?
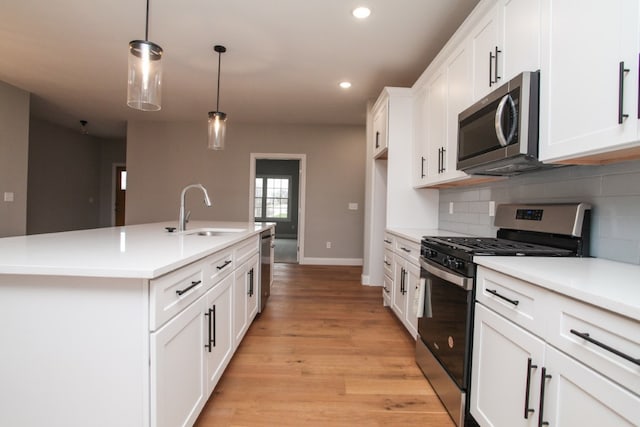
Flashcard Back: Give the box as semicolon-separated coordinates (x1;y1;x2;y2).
0;0;479;139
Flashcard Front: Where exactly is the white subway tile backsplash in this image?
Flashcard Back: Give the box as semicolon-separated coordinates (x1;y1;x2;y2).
439;161;640;265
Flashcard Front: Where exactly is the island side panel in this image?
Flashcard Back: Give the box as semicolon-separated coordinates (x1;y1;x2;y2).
0;274;150;427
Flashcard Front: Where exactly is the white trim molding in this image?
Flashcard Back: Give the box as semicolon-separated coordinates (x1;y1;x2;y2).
302;257;363;266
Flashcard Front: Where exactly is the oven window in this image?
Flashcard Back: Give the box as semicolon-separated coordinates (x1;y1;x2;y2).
418;270;474;389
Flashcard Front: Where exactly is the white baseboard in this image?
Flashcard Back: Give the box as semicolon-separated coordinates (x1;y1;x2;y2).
301;257;363;266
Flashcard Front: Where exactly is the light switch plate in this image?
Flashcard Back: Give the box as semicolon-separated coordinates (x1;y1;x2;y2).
348;203;358;210
4;192;14;202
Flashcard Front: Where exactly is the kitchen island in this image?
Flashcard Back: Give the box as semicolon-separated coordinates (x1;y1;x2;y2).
0;221;273;427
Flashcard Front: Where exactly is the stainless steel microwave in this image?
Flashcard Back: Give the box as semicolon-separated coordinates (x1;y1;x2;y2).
457;71;547;176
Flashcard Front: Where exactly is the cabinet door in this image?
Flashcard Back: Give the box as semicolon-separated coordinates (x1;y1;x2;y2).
470;303;545;427
403;261;421;339
205;274;234;395
391;256;407;320
246;254;260;323
471;4;500;100
539;0;640;162
541;346;640;427
233;266;248;346
372;98;388;158
425;67;447;180
151;296;206;427
412;85;429;186
499;0;542;82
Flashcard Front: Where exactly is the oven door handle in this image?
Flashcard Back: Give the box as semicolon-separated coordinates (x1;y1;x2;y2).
420;258;473;291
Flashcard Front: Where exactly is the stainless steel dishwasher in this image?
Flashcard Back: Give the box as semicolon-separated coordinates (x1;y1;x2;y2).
259;228;274;312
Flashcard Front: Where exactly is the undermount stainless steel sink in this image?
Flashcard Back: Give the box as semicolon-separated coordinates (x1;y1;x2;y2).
185;227;246;236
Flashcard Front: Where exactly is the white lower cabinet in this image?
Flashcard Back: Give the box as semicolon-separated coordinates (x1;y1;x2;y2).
151;294;207;427
471;266;640;427
389;234;421;339
205;274;234;394
233;253;260;346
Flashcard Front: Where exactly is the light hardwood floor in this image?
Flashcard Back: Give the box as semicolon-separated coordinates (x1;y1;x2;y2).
195;264;454;426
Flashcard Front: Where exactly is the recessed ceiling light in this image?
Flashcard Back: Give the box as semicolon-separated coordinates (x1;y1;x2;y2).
339;81;352;89
352;7;371;19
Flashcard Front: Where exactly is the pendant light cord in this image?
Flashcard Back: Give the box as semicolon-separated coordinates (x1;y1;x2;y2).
145;0;150;41
216;50;222;111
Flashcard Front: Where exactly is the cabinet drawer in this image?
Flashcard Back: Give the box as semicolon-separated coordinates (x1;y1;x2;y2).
383;249;394;278
205;249;234;284
383;233;394;250
393;236;420;265
476;266;547;337
546;293;640;395
150;260;206;331
382;274;392;307
234;236;259;266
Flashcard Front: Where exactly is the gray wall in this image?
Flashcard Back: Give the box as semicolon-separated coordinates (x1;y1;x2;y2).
439;160;640;264
0;81;30;237
27;118;126;234
125;122;366;261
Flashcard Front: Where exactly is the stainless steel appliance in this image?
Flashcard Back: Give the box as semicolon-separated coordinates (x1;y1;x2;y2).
416;203;591;427
259;228;274;312
457;71;551;176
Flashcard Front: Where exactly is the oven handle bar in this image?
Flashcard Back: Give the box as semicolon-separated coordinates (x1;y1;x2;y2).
419;257;473;291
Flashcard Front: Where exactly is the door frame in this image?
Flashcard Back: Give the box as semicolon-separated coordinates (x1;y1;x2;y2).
249;153;306;264
111;162;126;226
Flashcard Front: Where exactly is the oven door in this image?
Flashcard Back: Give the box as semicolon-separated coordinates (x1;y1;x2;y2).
418;257;474;389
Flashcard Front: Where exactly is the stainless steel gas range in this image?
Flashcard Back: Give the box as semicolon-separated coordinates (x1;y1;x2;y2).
416;203;591;427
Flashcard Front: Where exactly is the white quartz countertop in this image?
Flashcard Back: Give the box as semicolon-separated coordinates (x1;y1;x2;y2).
474;256;640;321
0;221;273;279
386;227;471;243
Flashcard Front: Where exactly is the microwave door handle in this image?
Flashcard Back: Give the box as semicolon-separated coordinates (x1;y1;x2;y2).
494;94;518;146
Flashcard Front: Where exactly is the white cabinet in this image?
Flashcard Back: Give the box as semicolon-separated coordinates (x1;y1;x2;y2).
471;304;545;427
151;294;207;427
205;274;234;394
388;233;421;339
372;95;389;159
471;266;640;427
233;253;260;346
471;0;541;100
539;0;640;163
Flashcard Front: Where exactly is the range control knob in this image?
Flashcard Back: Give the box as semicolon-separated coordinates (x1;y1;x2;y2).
454;259;465;270
428;250;438;258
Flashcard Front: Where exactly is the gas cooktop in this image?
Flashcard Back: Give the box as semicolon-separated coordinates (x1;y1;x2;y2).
422;236;574;256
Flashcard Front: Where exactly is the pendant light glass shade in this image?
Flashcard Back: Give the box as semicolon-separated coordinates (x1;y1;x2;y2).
208;45;227;150
208;111;227;150
127;40;163;111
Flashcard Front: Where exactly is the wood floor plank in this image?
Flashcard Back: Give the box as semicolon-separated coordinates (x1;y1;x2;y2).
194;264;454;427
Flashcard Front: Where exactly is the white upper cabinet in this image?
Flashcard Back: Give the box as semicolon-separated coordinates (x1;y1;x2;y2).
412;86;429;186
372;95;389;159
472;0;542;101
539;0;640;163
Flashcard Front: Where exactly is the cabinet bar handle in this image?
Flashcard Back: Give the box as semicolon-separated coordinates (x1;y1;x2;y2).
248;268;254;297
486;288;519;306
212;305;216;347
494;46;501;83
384;260;391;266
421;156;426;178
384;239;392;244
524;357;538;419
383;286;390;294
400;247;411;253
400;267;405;294
176;280;201;296
441;147;446;173
375;131;380;148
619;61;630;124
538;368;552;427
570;329;640;365
216;260;232;270
204;307;213;352
489;51;493;86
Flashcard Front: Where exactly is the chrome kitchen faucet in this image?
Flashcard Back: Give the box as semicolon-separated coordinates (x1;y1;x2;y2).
178;184;212;231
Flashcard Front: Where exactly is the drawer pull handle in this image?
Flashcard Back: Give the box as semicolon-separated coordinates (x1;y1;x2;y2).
216;260;232;270
570;329;640;366
384;239;392;244
524;357;537;419
486;288;519;306
384;261;391;266
176;280;201;296
400;247;411;253
383;286;390;294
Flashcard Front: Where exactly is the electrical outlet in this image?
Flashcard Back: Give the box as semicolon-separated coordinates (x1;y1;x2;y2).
326;241;332;249
348;203;358;210
489;201;496;217
3;192;14;202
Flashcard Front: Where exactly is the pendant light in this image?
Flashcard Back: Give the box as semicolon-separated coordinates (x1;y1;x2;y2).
208;45;227;150
127;0;163;111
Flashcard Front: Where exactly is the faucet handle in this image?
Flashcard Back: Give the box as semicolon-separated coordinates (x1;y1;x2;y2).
185;211;191;223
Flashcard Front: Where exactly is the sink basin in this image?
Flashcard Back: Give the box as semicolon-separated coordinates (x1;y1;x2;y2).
184;227;246;236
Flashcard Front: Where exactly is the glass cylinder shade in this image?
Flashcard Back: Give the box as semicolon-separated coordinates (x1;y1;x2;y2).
127;40;163;111
208;111;227;150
